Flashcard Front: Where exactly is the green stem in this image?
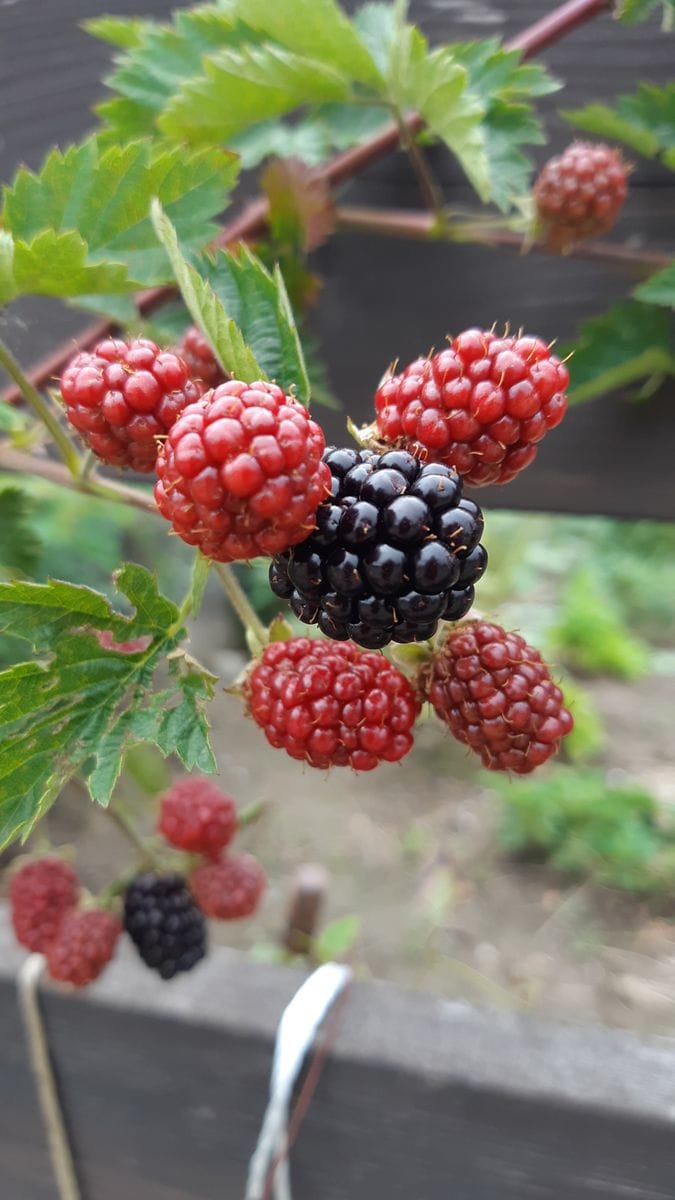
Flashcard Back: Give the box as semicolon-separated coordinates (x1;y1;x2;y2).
0;337;80;474
213;562;267;646
107;802;164;870
395;113;447;227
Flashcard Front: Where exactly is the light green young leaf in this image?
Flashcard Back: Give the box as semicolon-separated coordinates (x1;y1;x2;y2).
634;263;675;307
151;200;262;382
0;488;42;578
0;566;215;849
82;14;148;48
564;83;675;163
564;300;675;404
314;915;361;963
160;44;352;145
190;552;211;617
198;246;311;401
0;231;15;304
2;137;239;293
224;0;382;85
231;103;391;169
615;0;675;24
11;230;130;300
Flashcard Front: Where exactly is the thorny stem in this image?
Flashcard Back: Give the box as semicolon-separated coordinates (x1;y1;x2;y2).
0;337;80;473
0;0;616;405
213;563;268;647
333;205;673;275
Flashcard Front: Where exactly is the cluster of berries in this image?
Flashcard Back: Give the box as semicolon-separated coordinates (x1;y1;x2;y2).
9;778;265;988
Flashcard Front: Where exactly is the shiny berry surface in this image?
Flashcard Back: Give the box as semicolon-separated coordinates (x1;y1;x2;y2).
420;621;574;774
534;141;629;249
60;337;201;472
374;329;569;486
270;447;486;647
245;637;420;770
154;380;330;562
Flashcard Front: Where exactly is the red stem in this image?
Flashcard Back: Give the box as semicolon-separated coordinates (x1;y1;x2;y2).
334;205;672;273
1;0;613;404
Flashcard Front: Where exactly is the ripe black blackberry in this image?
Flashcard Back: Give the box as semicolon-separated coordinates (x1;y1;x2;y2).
123;872;207;980
269;447;487;648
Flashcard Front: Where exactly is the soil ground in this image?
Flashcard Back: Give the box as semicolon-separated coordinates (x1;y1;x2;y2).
36;617;675;1041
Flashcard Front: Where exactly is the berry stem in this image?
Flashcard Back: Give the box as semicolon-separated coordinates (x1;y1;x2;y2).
333;205;672;274
0;443;156;512
0;337;80;475
213;563;268;648
394;112;447;226
107;802;164;870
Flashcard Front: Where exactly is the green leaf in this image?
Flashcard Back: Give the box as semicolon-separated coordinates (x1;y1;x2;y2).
198;245;311;401
550;569;650;679
0;566;215;850
615;0;675;24
314;914;361;963
262;158;334;252
2;137;239;297
634;262;675;307
223;0;382;85
384;24;488;200
83;14;148;48
0;231;15;304
190;551;211;617
151;200;262;382
564;83;675;163
160;44;352;145
564;300;675;404
0;488;42;578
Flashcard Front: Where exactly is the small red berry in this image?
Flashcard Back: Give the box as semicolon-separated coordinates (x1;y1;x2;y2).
175;326;227;392
534;141;629;249
158;777;237;859
419;620;573;774
244;637;420;770
373;329;569;486
10;858;80;952
154;381;331;562
60;337;201;472
190;854;266;920
46;909;121;988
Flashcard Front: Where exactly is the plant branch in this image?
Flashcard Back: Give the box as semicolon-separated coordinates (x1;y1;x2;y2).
107;802;164;869
0;338;80;473
0;442;157;511
333;205;672;275
213;563;268;646
395;112;447;223
0;0;614;405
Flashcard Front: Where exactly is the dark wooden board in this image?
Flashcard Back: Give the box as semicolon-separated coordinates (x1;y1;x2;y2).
1;0;674;519
3;920;675;1200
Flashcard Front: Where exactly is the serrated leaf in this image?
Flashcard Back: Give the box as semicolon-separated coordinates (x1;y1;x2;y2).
564;83;675;163
0;231;15;304
384;24;488;200
197;244;311;401
2;137;239;298
565;300;675;404
160;43;353;145
0;488;42;578
635;263;675;307
615;0;675;24
83;14;148;48
151;200;262;382
224;0;382;85
0;566;215;849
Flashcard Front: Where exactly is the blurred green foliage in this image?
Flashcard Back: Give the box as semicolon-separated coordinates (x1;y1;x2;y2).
499;768;675;895
558;675;606;762
550;570;650;679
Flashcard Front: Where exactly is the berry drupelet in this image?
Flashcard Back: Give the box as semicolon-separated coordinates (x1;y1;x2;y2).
158;776;237;859
534;141;629;250
270;447;486;648
420;620;573;774
175;326;227;392
60;337;201;472
10;857;80;953
46;909;121;988
154;379;330;562
123;873;207;980
373;328;569;486
190;854;266;920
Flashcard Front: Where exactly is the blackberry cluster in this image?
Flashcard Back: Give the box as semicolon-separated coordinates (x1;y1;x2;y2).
270;448;486;648
123;873;207;980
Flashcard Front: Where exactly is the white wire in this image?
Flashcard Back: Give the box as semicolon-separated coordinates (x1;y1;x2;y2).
245;962;352;1200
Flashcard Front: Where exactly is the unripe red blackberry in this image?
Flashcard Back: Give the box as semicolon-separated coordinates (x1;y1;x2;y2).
420;621;573;774
46;909;121;988
154;381;330;562
158;776;237;859
190;854;266;920
270;447;486;648
175;326;227;392
245;636;420;770
123;872;207;979
10;857;80;952
534;141;629;249
60;338;201;472
373;329;569;486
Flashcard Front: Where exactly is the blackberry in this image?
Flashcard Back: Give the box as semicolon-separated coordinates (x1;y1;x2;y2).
123;872;207;980
270;447;486;647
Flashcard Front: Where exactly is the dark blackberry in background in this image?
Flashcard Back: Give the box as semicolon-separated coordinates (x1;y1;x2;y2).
270;447;487;648
123;872;207;980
